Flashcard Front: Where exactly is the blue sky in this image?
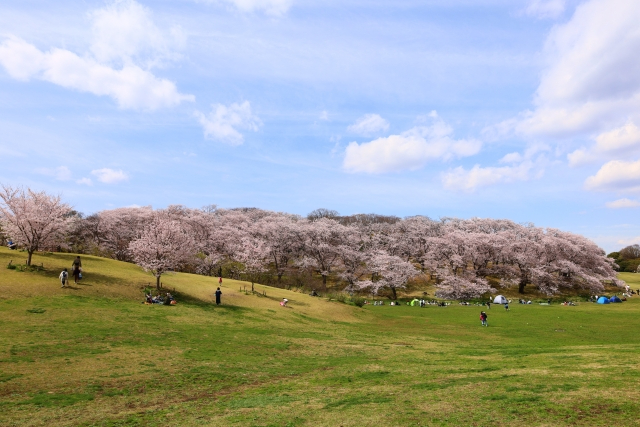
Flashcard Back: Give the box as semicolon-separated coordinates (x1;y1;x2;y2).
1;0;640;252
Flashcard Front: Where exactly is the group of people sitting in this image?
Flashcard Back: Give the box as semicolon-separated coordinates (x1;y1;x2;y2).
367;300;404;306
366;299;449;306
144;292;177;305
422;300;449;306
518;299;533;304
6;239;17;250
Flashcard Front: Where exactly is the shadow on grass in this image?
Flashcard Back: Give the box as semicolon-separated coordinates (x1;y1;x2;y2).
176;291;248;313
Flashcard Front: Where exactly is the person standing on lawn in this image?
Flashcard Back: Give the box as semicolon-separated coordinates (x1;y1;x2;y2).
480;311;487;327
215;287;222;305
71;256;82;284
59;268;68;288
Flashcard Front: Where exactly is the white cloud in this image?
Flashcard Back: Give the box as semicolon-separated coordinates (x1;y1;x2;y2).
525;0;566;19
501;0;640;138
585;159;640;192
76;177;93;186
499;152;523;164
195;101;262;145
343;113;481;174
91;168;129;184
617;236;640;246
0;36;45;81
596;122;640;152
606;198;640;209
36;166;72;181
203;0;293;15
319;110;329;121
568;122;640;166
442;161;537;192
566;147;596;167
89;0;185;68
0;1;193;110
347;114;390;136
442;146;547;192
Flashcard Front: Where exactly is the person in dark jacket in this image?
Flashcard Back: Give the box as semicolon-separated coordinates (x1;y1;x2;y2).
71;256;82;284
215;287;222;305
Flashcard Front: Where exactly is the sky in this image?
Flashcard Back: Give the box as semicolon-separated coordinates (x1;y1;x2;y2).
1;0;639;252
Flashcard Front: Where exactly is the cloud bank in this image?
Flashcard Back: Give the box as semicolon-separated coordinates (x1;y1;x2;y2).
195;101;262;145
343;113;480;174
525;0;566;19
91;168;129;184
606;198;640;209
495;0;640;139
568;122;640;166
585;159;640;192
0;1;193;110
347;114;390;136
205;0;293;15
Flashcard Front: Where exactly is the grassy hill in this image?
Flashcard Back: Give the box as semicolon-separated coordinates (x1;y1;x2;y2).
1;247;640;426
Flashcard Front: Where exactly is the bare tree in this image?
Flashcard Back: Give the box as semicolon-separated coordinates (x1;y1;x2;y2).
307;208;339;221
620;244;640;260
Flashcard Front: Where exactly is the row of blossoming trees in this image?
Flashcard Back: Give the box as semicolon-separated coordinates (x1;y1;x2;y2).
0;185;621;299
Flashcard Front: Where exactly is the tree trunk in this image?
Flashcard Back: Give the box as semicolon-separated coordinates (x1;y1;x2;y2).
251;280;254;293
322;274;327;286
518;279;526;294
391;286;397;300
27;250;33;266
156;275;161;290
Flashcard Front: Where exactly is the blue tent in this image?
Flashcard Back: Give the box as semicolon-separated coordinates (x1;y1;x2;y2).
609;295;622;303
597;296;610;304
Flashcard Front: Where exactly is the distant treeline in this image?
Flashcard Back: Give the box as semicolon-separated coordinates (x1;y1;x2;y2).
608;244;640;273
0;186;622;299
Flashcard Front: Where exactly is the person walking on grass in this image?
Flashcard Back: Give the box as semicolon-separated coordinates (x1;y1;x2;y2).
215;287;222;305
219;276;222;285
487;301;491;309
504;302;510;312
71;256;82;284
59;268;68;288
480;311;487;327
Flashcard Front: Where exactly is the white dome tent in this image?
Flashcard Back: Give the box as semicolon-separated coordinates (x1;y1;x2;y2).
493;295;508;304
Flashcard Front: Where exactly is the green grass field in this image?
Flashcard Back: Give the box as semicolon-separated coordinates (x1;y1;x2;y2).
1;247;640;426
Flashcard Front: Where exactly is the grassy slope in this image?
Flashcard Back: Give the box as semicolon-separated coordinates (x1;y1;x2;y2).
1;247;640;426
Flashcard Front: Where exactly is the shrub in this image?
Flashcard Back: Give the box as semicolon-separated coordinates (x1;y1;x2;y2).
350;296;365;307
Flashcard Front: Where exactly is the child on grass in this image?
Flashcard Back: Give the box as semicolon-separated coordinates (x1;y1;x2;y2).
59;268;68;288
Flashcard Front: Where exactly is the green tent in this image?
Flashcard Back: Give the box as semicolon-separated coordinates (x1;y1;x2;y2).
410;298;419;306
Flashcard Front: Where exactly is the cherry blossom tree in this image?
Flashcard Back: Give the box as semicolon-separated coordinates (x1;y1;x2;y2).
0;185;72;265
435;276;494;300
128;212;195;289
234;236;270;292
95;206;154;261
355;251;419;300
195;253;224;277
4;184;619;297
298;218;346;286
252;214;302;282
